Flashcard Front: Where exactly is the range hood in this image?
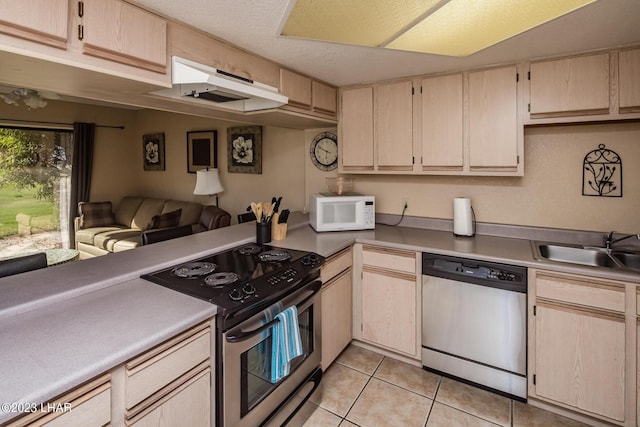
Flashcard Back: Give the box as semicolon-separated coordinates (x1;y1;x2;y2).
152;56;288;112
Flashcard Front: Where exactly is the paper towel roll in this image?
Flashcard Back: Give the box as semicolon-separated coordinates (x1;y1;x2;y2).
453;197;474;236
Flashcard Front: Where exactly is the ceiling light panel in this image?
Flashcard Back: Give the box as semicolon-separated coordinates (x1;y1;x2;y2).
281;0;445;47
386;0;596;56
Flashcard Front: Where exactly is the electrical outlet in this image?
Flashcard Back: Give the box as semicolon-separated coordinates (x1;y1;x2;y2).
402;198;409;210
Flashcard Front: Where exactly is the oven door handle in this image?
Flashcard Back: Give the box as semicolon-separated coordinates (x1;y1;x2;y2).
226;280;321;343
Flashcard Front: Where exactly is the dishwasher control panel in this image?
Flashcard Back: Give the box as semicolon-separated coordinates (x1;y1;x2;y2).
423;253;527;292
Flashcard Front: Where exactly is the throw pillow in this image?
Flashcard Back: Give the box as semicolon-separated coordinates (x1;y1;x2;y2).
79;202;115;229
148;209;182;230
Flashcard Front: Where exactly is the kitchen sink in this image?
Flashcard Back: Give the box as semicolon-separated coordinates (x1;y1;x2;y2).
612;252;640;271
532;242;640;272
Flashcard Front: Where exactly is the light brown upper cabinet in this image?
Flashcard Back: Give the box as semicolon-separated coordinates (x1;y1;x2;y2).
420;73;463;171
0;0;68;49
619;48;640;113
529;53;610;118
339;81;413;173
312;80;337;114
339;86;374;170
279;68;337;118
280;69;312;108
376;80;414;171
469;65;520;172
81;0;167;73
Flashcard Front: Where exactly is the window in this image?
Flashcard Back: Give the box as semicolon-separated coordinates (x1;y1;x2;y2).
0;126;73;258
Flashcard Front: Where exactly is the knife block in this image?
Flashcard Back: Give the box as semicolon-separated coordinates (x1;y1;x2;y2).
271;213;287;240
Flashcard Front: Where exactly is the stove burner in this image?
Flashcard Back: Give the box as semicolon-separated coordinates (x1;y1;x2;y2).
172;262;216;278
204;272;239;287
236;244;262;255
258;250;292;262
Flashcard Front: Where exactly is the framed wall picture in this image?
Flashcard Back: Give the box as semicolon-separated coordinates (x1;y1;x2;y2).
142;133;165;171
187;130;218;173
227;126;262;174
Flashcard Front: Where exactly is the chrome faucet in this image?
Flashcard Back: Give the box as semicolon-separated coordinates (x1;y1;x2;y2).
604;231;640;250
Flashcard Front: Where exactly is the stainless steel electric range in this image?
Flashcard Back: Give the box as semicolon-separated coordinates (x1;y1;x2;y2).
142;243;325;427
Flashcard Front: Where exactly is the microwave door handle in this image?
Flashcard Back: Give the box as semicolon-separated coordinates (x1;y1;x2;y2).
226;280;321;344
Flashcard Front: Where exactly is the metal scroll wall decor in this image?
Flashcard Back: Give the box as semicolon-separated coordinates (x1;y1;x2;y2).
582;144;622;197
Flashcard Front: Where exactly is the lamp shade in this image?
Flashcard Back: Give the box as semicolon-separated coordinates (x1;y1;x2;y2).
193;168;224;195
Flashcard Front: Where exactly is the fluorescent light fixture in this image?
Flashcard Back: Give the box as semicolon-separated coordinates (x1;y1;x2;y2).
281;0;596;57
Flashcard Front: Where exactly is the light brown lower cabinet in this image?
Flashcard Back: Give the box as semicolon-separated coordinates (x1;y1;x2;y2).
5;320;213;427
533;301;625;421
320;247;353;368
125;367;210;427
354;245;420;360
5;375;111;427
321;269;352;368
529;270;634;425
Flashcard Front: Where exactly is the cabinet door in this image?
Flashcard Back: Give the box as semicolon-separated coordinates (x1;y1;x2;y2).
530;53;610;117
82;0;167;73
534;302;625;422
339;87;374;170
312;80;337;114
321;269;352;368
420;74;463;171
469;65;519;171
127;368;210;427
619;49;640;113
280;69;312;108
0;0;68;48
375;80;414;170
5;375;111;427
361;267;417;356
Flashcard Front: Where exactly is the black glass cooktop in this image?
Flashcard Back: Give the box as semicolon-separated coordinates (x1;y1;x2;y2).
141;243;324;322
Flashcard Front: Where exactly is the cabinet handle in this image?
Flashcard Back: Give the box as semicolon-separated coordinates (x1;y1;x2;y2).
78;1;84;17
78;24;84;41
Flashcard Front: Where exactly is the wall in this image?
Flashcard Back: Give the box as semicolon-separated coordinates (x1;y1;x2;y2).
0;99;138;203
0;100;308;224
330;122;639;234
4;100;636;234
132;109;307;221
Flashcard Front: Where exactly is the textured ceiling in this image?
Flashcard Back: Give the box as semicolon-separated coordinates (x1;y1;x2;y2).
128;0;640;87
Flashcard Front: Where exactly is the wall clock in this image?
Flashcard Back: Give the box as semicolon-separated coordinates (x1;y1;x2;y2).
310;132;338;171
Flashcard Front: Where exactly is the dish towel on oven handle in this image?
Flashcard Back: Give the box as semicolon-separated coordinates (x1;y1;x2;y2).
270;305;303;383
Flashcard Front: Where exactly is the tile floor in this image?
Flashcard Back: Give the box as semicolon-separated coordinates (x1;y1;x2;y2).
288;344;592;427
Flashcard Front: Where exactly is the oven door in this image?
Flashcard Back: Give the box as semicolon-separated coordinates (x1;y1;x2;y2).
221;280;322;427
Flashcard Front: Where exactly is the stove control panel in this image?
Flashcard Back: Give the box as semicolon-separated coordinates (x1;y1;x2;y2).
226;253;325;303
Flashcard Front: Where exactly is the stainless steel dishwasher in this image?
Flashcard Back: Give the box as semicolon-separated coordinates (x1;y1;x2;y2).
422;253;527;399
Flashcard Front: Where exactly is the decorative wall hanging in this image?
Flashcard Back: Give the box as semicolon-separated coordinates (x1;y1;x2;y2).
142;132;165;171
227;126;262;174
187;130;218;173
582;144;622;197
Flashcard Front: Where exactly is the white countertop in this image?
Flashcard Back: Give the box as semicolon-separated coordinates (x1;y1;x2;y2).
1;213;637;423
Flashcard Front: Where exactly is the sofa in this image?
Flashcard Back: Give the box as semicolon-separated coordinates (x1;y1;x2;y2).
74;196;231;259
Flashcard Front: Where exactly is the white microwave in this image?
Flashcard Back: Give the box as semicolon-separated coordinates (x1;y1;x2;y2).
309;194;375;232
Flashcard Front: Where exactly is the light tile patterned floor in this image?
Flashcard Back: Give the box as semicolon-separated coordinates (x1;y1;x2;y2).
288;344;593;427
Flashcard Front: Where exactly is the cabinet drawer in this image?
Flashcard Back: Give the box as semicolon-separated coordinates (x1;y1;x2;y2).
362;245;416;274
321;247;352;283
536;272;625;313
126;367;210;427
125;323;210;409
7;375;110;427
